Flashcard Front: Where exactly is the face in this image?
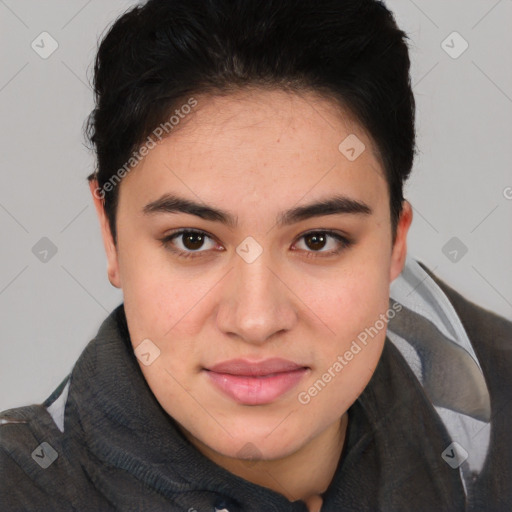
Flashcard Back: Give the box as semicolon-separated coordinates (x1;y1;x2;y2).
91;88;411;462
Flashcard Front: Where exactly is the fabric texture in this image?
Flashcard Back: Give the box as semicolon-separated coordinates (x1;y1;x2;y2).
1;259;511;511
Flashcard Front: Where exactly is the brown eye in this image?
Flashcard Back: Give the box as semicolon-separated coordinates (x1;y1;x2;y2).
294;230;352;256
181;232;207;251
160;229;218;258
304;232;328;251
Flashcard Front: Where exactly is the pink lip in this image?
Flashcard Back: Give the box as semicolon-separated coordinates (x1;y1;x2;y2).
205;358;309;405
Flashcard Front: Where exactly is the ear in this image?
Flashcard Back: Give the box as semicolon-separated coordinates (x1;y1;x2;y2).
389;200;413;282
89;180;122;288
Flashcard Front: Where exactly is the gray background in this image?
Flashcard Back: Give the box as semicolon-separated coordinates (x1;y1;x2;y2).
1;0;511;411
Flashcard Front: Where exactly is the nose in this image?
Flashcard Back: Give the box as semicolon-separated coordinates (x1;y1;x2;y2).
215;250;298;345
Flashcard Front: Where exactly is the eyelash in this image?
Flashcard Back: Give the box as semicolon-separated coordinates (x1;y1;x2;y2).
159;228;353;260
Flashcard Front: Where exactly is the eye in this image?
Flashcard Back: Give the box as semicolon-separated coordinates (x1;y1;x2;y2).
159;228;353;261
292;230;352;257
160;229;220;259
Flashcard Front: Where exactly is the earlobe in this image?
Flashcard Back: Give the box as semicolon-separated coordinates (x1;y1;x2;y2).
389;200;413;282
89;180;122;289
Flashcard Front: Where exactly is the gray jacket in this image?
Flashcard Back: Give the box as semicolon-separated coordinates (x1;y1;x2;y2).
1;258;511;511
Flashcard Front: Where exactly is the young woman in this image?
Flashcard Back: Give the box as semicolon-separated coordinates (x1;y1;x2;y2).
1;1;510;510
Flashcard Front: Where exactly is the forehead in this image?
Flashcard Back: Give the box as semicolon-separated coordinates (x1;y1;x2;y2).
167;88;378;159
119;88;388;217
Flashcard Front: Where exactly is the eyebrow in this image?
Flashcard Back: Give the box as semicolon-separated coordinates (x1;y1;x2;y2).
143;193;372;228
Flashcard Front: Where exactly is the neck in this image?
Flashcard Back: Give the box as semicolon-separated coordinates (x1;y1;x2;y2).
180;413;348;511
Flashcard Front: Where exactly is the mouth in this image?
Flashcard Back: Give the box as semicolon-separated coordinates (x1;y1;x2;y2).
204;358;309;405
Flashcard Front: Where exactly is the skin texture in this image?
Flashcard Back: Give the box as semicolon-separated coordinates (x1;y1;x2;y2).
90;88;413;511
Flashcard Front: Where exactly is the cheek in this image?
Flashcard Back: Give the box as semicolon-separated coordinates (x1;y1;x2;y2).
300;254;391;339
297;298;389;421
116;230;196;336
299;335;386;427
295;251;391;405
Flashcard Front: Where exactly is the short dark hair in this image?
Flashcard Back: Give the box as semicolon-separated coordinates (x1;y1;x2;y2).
86;0;416;243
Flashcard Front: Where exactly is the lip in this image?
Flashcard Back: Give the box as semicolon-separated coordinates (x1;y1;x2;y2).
205;358;309;405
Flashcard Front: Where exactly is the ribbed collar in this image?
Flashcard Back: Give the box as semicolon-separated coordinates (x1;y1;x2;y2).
64;304;466;511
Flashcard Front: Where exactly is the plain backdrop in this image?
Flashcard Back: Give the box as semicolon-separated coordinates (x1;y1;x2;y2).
1;0;511;411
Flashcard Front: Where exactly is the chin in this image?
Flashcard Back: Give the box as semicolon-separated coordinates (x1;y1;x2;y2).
208;423;309;461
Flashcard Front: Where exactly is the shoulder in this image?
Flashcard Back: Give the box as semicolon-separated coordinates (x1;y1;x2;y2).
418;260;512;428
0;378;76;511
418;260;512;358
390;258;512;507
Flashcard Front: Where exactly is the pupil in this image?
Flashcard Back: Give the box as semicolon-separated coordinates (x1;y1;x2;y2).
306;233;326;251
184;233;204;250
